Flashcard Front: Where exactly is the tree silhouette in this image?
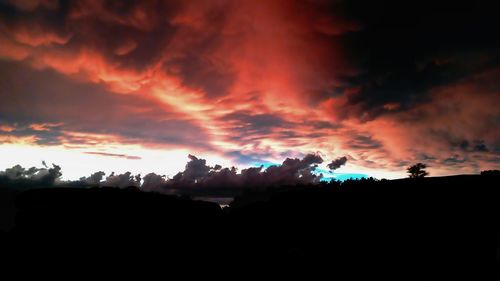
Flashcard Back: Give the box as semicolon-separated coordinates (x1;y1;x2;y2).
480;170;500;177
407;163;429;178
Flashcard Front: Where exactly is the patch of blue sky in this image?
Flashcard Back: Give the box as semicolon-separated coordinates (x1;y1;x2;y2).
252;163;368;182
315;168;368;182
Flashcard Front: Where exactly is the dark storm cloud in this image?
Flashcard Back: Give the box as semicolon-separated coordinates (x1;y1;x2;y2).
220;112;340;147
473;141;489;153
443;155;467;165
67;1;181;71
223;111;291;133
0;0;178;69
336;0;500;119
348;135;382;150
103;171;141;188
0;163;62;190
0;0;238;96
173;154;212;184
220;111;295;144
0;0;68;37
141;172;166;192
78;170;142;189
79;171;106;186
456;140;490;153
164;52;236;98
305;120;339;130
328;156;348;171
165;153;324;190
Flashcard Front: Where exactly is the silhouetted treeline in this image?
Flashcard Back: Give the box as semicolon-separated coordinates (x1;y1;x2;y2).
1;173;499;279
481;169;500;177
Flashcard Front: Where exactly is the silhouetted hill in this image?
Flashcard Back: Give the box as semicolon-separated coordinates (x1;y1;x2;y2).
0;187;19;231
1;174;499;279
14;186;222;234
227;174;499;279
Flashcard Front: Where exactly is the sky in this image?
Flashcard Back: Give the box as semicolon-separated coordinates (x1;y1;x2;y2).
0;0;499;181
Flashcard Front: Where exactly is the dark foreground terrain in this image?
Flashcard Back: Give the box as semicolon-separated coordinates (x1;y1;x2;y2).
1;174;499;279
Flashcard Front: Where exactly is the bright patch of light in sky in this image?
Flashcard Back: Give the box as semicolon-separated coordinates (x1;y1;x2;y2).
0;143;406;182
0;144;231;180
316;168;368;182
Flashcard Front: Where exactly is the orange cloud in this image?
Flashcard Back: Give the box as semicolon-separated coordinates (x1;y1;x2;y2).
354;68;500;174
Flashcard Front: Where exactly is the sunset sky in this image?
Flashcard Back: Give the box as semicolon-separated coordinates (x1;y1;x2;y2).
0;0;499;180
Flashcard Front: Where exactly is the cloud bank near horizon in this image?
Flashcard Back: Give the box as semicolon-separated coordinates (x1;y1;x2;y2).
0;153;355;192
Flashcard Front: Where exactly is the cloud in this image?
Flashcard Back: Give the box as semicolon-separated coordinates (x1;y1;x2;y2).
0;0;355;109
330;0;500;120
216;111;298;149
0;162;62;189
347;135;382;150
79;171;106;186
0;60;213;150
141;172;167;192
172;154;213;184
0;153;326;194
103;171;141;188
328;156;348;171
353;68;500;174
0;0;498;176
165;153;324;190
262;153;324;185
84;152;141;160
3;0;56;12
0;121;65;145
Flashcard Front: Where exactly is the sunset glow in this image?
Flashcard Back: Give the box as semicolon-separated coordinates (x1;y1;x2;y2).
0;0;499;179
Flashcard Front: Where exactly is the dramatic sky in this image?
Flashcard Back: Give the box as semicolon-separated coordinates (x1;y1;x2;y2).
0;0;499;180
